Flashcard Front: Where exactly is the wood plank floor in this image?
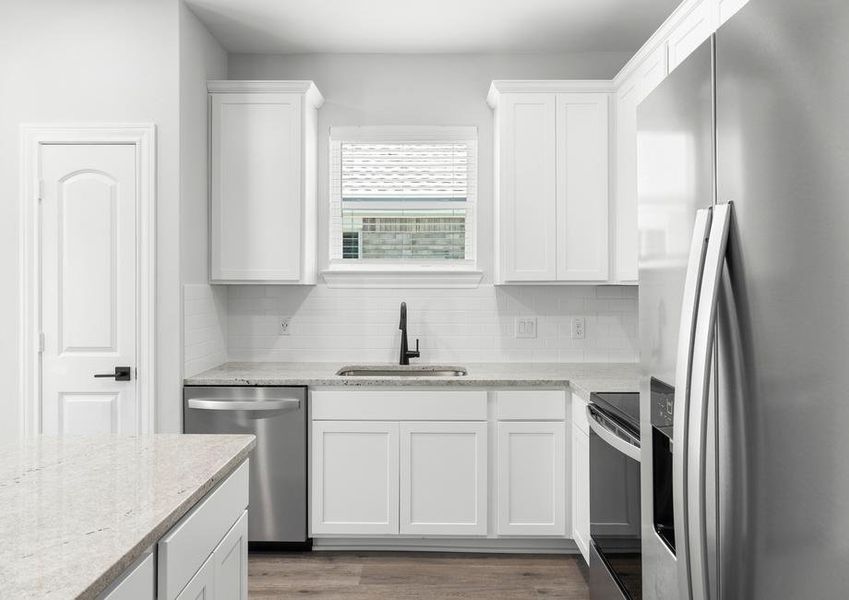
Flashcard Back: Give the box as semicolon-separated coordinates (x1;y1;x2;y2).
248;552;589;599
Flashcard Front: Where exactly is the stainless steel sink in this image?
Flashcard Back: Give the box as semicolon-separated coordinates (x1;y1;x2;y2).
336;365;468;377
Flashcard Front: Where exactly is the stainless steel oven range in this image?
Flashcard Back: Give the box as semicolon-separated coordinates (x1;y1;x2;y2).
588;391;642;600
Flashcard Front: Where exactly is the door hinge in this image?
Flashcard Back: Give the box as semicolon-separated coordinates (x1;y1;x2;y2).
37;179;45;202
37;332;45;353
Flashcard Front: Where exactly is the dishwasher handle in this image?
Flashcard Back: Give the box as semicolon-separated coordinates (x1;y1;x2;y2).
187;398;301;412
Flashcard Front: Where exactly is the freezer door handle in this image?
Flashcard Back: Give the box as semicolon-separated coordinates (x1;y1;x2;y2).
687;202;733;600
672;207;713;600
186;398;301;412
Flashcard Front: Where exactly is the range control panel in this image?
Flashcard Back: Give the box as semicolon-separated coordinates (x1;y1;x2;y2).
650;377;675;433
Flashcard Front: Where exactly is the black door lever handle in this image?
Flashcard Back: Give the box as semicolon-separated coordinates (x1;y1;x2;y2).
94;366;132;381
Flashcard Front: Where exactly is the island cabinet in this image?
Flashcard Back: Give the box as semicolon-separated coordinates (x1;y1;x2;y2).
100;460;250;600
158;460;249;600
208;80;323;284
309;389;574;546
488;82;612;284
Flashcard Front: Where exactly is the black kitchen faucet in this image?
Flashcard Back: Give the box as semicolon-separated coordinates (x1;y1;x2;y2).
399;302;421;365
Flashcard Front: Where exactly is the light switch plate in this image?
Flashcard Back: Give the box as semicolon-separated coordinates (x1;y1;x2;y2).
515;317;537;339
278;316;292;336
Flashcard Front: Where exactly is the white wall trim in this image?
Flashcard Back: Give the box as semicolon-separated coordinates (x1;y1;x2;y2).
19;123;157;437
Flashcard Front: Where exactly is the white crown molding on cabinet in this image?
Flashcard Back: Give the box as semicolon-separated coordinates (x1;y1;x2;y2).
207;80;325;108
612;0;705;86
19;123;156;438
486;80;615;108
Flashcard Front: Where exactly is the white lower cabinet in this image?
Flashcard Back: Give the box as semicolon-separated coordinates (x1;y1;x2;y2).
311;421;400;535
310;389;582;545
159;461;250;600
175;553;214;600
496;421;567;536
400;422;488;535
100;552;154;600
212;511;249;600
572;426;591;563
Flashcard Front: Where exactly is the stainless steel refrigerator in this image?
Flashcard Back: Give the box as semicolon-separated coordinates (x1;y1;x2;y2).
638;0;849;598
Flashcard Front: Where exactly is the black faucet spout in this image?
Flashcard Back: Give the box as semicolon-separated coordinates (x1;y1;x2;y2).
399;301;420;365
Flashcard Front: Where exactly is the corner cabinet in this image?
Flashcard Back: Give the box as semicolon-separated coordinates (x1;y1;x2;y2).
489;82;612;284
208;80;323;284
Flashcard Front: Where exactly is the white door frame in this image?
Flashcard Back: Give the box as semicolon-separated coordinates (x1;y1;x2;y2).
19;124;156;437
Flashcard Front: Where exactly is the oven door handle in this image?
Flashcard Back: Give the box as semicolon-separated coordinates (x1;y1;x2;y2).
588;408;641;462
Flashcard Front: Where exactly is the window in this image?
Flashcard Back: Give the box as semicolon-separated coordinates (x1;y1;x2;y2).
329;127;477;271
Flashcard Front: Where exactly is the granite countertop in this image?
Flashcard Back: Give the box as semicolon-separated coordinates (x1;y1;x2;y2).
0;434;256;600
184;362;641;400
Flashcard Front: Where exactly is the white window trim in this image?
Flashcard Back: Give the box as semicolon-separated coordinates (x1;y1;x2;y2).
323;126;480;288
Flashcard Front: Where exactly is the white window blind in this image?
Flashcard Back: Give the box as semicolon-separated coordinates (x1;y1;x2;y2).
329;127;477;265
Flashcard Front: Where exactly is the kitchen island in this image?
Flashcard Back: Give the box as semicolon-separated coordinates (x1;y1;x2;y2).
0;434;255;599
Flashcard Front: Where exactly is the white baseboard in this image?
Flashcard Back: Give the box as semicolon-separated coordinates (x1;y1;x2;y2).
311;537;579;554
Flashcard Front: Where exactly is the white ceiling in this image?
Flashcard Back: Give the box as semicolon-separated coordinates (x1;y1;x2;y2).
186;0;681;55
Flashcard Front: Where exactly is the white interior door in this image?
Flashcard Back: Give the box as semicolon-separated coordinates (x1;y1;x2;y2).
40;143;139;434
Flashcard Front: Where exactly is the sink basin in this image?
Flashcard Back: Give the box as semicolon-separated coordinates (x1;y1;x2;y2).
336;365;468;377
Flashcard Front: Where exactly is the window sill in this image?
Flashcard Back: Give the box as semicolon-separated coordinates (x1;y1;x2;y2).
321;266;484;289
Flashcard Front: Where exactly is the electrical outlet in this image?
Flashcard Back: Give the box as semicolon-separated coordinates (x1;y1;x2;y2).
571;317;586;340
278;317;292;336
515;317;537;339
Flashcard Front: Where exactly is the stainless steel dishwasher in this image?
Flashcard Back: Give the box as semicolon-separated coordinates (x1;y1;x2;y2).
184;386;308;545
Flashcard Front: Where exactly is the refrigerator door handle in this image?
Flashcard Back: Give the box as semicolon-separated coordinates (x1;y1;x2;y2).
687;202;733;600
673;207;713;600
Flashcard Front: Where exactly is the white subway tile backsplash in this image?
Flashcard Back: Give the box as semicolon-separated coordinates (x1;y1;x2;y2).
195;284;639;365
183;284;228;377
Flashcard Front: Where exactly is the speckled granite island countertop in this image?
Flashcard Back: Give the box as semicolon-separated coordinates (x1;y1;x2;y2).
0;434;255;600
184;362;641;400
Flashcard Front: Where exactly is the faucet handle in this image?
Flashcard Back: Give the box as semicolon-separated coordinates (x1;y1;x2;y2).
409;339;421;359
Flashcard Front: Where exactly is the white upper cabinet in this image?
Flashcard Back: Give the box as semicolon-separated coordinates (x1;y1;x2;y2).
555;93;609;282
208;81;323;284
489;82;612;284
666;0;715;73
492;92;557;282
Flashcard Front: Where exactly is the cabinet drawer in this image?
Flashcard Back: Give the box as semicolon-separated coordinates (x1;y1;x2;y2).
496;390;567;420
158;460;249;600
311;390;487;421
571;393;589;435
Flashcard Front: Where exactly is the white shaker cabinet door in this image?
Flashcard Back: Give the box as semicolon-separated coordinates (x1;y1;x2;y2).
213;511;248;600
555;93;609;282
497;93;557;282
399;422;488;536
175;554;214;600
311;421;400;535
210;91;302;282
497;421;567;536
572;425;591;563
